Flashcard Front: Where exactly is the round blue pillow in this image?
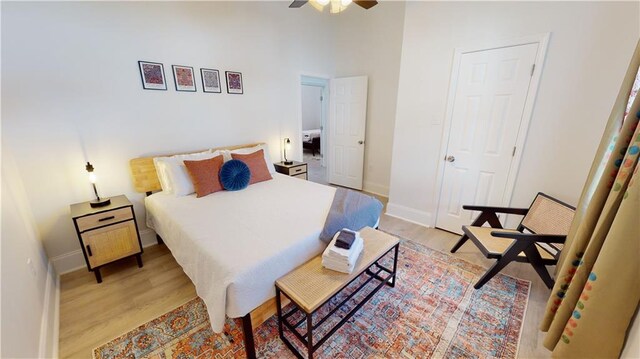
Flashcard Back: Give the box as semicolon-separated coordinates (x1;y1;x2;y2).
219;159;251;191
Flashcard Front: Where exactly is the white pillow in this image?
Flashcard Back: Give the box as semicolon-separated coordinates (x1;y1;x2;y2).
154;150;220;196
223;144;276;174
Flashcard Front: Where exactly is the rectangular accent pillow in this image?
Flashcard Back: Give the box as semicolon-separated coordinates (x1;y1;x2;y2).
153;158;174;193
184;155;224;198
231;149;273;185
222;144;276;174
154;150;221;196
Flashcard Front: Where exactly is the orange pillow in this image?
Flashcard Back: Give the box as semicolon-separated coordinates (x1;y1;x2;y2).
183;155;224;198
231;149;273;185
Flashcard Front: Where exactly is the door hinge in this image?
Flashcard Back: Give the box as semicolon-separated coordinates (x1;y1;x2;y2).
512;146;517;157
530;64;536;76
320;95;324;101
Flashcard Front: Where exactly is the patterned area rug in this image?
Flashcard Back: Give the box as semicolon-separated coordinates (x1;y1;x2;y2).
93;240;530;359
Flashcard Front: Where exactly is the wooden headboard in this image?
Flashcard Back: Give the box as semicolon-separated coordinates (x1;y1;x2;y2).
129;142;265;194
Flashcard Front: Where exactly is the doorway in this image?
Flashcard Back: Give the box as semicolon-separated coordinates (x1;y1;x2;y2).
435;35;549;234
300;75;329;185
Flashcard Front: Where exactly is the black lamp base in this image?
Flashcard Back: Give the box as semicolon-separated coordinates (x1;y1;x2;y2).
90;198;111;208
283;161;293;165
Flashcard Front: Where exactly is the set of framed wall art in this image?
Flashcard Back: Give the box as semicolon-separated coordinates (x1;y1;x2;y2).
138;61;243;94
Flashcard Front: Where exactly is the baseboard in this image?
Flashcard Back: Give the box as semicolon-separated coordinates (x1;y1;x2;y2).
39;261;60;358
51;249;86;275
363;181;389;197
140;228;158;248
52;228;158;275
53;273;60;358
385;202;432;228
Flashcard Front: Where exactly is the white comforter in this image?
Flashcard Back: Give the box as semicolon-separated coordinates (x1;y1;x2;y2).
145;174;336;332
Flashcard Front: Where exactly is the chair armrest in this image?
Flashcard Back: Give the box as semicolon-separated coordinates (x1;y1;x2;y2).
462;205;529;215
490;231;566;244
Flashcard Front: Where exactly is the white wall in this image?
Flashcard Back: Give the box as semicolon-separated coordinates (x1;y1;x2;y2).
1;1;341;267
1;147;58;358
334;2;406;196
2;1;406;269
301;85;322;131
387;1;640;226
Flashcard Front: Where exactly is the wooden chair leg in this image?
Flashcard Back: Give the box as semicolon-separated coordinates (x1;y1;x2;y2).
523;245;555;289
474;242;529;289
451;234;469;253
474;258;512;289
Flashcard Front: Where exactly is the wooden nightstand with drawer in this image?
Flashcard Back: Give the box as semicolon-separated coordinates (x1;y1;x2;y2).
70;195;143;283
274;161;308;180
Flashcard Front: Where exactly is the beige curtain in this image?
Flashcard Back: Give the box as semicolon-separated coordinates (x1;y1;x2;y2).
540;40;640;358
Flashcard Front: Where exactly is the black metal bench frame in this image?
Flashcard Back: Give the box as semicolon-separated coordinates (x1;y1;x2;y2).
274;243;399;359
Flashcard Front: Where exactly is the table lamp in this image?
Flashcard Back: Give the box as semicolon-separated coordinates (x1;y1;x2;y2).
85;162;111;208
283;138;293;165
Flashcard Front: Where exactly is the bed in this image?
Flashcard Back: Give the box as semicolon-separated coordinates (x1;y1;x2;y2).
145;173;335;331
302;129;321;156
129;142;377;358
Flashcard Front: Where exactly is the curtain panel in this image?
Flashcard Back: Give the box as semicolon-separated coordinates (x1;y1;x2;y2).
540;40;640;358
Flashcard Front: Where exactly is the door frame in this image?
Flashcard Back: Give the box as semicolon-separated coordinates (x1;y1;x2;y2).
299;74;330;167
433;33;551;228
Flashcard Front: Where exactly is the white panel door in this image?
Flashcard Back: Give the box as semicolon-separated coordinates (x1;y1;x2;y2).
436;43;539;234
328;76;368;190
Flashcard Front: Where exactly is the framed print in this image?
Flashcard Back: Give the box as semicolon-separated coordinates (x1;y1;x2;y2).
225;71;243;94
172;65;196;92
200;68;221;93
138;61;167;90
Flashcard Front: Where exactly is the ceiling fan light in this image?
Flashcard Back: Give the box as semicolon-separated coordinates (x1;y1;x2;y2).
317;0;330;5
309;0;326;11
330;0;345;13
341;0;352;6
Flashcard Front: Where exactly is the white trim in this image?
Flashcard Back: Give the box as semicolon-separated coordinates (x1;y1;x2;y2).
363;181;389;197
53;274;60;359
385;202;432;228
39;261;59;358
433;33;551;229
52;228;158;275
51;249;85;275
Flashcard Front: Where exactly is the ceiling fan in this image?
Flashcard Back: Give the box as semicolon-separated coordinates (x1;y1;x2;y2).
289;0;378;13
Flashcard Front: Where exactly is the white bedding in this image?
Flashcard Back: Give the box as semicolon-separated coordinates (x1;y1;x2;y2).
302;129;321;143
145;174;336;332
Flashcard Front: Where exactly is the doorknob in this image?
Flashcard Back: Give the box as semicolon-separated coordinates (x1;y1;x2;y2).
358;140;364;145
446;155;455;162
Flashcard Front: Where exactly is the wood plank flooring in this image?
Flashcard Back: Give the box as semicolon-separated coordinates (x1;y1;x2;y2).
59;213;552;358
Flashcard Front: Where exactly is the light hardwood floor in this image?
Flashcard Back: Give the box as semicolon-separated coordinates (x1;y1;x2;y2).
59;212;552;358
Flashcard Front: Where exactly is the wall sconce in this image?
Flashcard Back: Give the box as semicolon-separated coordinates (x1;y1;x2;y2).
85;162;111;208
283;138;293;165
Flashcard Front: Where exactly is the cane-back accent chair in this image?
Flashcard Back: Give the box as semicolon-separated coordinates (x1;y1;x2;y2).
450;192;575;289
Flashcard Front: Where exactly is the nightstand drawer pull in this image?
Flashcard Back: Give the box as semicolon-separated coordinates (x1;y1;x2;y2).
294;167;303;173
76;207;134;232
86;245;93;257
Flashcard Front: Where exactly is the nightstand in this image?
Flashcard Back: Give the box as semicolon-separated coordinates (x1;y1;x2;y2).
274;161;308;180
70;195;143;283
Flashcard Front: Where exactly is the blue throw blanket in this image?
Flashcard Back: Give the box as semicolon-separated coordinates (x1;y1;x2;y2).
319;188;384;243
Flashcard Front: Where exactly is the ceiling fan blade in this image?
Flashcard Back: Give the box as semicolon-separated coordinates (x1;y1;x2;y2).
289;0;308;8
353;0;378;9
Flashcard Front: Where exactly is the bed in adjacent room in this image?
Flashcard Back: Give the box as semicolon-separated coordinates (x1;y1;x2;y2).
302;129;321;156
129;142;379;358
